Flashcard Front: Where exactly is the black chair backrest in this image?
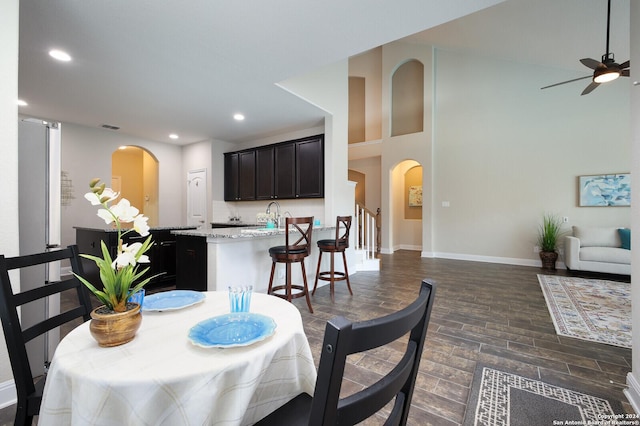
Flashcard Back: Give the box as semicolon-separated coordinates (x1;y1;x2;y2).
285;216;314;256
308;279;436;425
333;215;351;248
0;245;92;424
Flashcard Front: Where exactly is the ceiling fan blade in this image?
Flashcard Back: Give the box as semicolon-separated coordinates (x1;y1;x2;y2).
541;75;592;90
621;69;630;77
581;81;600;95
580;58;603;70
619;60;630;69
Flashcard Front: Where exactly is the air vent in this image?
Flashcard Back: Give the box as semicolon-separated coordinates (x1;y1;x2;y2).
101;124;120;130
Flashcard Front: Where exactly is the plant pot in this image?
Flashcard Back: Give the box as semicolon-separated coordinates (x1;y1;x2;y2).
89;303;142;347
539;251;559;270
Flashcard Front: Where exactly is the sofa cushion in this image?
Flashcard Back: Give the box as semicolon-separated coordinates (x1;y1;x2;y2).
579;247;631;264
573;226;621;248
618;228;631;250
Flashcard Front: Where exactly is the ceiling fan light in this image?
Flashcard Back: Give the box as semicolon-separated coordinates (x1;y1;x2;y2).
593;68;620;83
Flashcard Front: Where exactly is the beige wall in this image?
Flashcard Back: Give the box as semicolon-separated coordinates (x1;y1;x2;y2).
112;148;144;210
349;47;382;142
351;40;630;264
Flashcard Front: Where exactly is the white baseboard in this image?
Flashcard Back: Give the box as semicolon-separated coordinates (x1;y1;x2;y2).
625;373;640;414
0;379;16;410
432;252;567;269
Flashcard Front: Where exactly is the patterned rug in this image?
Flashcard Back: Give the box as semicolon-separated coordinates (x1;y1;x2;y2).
463;365;625;426
537;274;631;348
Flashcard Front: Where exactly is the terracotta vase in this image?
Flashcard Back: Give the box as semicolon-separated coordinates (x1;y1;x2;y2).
89;303;142;347
539;251;559;270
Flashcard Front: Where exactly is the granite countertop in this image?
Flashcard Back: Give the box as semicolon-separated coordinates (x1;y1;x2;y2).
75;226;198;232
210;222;258;227
172;224;334;239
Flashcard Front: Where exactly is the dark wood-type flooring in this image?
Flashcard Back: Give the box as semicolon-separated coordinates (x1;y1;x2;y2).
0;250;633;425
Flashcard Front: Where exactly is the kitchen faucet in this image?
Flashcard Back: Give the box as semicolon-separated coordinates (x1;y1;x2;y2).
266;201;281;228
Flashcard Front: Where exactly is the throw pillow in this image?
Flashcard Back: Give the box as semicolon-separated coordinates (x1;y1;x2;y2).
618;228;631;250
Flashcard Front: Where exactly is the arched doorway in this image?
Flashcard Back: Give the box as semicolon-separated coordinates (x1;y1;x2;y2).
389;159;423;252
111;146;159;226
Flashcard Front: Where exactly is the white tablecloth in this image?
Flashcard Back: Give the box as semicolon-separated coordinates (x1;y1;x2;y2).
38;292;317;426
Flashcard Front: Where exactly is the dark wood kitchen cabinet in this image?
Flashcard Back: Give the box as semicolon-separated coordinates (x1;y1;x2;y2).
75;227;192;290
295;136;324;198
175;235;207;291
255;146;274;200
224;134;324;201
274;142;295;199
223;153;239;201
224;151;256;201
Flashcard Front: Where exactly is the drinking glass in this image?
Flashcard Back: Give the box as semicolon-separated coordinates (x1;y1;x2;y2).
228;286;253;313
128;289;145;310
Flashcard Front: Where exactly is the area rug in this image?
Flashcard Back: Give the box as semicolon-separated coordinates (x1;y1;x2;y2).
463;365;625;426
537;274;631;348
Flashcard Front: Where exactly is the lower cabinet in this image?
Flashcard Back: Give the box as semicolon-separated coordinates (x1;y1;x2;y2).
175;235;207;291
75;227;190;290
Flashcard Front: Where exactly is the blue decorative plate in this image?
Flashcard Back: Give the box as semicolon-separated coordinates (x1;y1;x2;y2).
188;313;277;348
142;290;206;312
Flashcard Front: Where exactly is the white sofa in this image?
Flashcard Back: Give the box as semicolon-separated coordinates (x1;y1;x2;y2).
563;226;631;275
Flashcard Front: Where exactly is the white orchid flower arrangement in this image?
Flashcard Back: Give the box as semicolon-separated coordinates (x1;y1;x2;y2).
75;178;159;312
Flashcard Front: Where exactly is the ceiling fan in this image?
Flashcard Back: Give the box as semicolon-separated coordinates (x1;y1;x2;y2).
541;0;630;95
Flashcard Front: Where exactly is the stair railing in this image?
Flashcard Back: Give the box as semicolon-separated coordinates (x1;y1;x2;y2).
355;203;380;260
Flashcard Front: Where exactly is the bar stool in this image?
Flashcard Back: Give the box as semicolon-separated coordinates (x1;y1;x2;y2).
313;215;352;302
267;216;314;313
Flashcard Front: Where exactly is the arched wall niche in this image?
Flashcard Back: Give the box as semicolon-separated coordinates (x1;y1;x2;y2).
404;165;423;220
111;145;159;226
390;59;424;137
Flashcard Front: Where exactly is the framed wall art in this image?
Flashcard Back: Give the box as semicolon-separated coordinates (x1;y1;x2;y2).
579;173;630;207
408;185;422;207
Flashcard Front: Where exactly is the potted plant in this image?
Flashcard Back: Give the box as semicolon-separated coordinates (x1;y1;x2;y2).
537;213;565;270
75;178;159;347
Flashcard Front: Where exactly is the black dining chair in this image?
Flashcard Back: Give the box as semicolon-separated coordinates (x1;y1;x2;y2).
0;245;93;426
255;278;436;426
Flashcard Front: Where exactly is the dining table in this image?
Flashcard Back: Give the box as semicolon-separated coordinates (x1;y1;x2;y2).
38;291;317;425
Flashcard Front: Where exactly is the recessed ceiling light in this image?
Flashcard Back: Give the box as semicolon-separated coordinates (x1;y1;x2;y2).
233;113;245;121
17;99;27;106
169;134;179;139
49;49;72;62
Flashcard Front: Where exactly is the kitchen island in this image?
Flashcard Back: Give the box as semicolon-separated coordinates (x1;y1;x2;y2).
172;225;336;293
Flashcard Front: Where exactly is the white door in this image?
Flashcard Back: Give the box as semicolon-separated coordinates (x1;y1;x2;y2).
187;169;207;228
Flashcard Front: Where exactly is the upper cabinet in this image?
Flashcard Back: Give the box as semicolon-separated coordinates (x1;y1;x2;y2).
224;135;324;201
255;146;275;200
274;142;295;199
295;137;324;198
224;151;256;201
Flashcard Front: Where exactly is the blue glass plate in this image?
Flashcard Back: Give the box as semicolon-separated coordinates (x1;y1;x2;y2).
142;290;205;312
188;313;277;348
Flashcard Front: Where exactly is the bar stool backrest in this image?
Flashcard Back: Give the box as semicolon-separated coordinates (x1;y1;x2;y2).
285;216;314;256
334;216;352;249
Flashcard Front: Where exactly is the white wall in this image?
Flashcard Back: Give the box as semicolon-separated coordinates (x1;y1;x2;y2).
625;0;640;413
182;139;213;224
432;47;630;263
60;123;184;248
0;0;19;403
279;60;353;222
